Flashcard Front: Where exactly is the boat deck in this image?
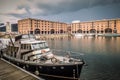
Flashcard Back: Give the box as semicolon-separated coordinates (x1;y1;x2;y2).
0;58;39;80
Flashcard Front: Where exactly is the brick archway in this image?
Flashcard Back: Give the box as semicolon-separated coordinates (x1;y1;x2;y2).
105;28;112;33
50;29;55;34
90;29;96;33
60;29;64;33
77;29;82;33
34;29;40;34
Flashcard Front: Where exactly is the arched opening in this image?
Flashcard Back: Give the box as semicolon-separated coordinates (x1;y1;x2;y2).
30;31;33;34
83;31;86;33
105;28;112;33
60;30;64;33
87;31;89;33
34;29;40;34
90;29;96;33
48;31;50;34
77;29;82;33
101;30;104;33
97;31;99;33
50;29;55;34
44;31;47;34
41;31;44;34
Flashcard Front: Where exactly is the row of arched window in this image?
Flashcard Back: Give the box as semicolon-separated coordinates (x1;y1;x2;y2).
73;28;117;33
31;29;66;34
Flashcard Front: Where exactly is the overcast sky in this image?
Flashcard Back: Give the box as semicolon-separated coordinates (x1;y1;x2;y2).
0;0;120;23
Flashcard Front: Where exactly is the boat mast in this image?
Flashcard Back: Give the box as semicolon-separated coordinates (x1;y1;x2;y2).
8;33;14;47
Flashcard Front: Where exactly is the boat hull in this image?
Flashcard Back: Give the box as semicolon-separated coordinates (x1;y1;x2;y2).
2;54;84;80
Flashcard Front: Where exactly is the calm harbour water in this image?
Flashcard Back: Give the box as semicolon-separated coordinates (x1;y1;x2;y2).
46;36;120;80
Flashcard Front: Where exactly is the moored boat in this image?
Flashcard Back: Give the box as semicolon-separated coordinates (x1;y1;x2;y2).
0;34;84;80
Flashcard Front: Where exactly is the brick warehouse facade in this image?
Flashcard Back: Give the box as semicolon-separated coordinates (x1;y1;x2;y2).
70;19;120;34
18;18;67;34
18;18;120;34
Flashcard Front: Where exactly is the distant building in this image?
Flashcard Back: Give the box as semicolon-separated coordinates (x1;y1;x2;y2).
0;22;18;34
70;18;120;34
18;18;68;34
0;23;6;32
6;22;11;33
1;18;120;35
11;23;18;32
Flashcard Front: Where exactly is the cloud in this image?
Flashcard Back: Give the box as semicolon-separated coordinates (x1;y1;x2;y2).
34;0;120;15
0;14;19;23
10;8;27;15
0;0;120;23
3;0;120;16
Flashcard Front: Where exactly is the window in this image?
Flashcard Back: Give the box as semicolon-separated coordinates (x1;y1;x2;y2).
32;42;49;50
24;44;26;49
21;44;24;49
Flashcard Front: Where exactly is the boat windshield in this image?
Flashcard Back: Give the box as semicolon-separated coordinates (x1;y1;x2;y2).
32;42;49;50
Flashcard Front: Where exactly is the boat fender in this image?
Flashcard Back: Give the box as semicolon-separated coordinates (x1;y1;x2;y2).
69;59;74;62
41;50;46;54
35;70;39;75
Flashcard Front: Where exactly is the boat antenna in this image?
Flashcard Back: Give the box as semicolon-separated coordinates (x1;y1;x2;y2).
8;33;15;47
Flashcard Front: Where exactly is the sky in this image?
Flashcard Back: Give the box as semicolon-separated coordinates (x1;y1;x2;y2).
0;0;120;23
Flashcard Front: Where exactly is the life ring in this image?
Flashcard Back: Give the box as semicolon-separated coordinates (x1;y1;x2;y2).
51;57;58;64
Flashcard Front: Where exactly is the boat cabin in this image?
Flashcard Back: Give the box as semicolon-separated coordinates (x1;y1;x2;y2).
20;40;50;61
7;38;51;62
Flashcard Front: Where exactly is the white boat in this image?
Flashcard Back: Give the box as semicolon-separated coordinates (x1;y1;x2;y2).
74;33;95;38
0;34;84;80
74;34;85;38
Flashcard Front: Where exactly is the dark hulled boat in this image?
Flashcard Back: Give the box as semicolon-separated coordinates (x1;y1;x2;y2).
0;34;84;80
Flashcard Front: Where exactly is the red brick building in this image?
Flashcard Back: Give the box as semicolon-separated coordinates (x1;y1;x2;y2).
18;18;67;34
18;18;120;34
70;19;120;34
